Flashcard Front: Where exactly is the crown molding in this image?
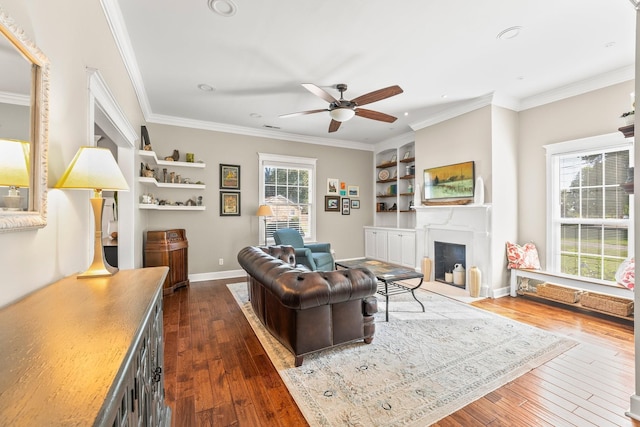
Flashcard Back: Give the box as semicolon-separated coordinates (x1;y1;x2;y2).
147;113;374;151
100;0;153;119
375;131;415;153
409;93;495;131
519;65;635;111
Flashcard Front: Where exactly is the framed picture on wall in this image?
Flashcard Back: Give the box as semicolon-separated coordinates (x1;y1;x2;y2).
348;185;359;197
342;198;350;215
325;195;340;212
220;164;241;189
220;191;241;216
423;161;475;200
327;178;339;194
351;199;360;209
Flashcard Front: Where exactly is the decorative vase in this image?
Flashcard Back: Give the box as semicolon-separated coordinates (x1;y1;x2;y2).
469;266;481;297
453;263;466;286
421;257;432;281
474;176;484;205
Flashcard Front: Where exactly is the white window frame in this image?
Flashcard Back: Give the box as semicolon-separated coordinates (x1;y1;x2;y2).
545;132;634;284
258;153;317;244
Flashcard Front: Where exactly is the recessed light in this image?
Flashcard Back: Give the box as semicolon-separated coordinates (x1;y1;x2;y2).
250;113;262;118
497;26;522;40
208;0;237;17
197;83;215;92
605;41;616;48
404;112;409;116
441;94;448;99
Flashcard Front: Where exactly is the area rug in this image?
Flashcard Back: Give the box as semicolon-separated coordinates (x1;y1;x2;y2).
228;283;576;426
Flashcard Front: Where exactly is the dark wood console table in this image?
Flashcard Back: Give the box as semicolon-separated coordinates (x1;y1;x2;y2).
0;267;171;426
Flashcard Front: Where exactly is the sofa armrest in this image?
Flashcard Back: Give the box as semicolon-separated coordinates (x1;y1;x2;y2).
305;242;331;253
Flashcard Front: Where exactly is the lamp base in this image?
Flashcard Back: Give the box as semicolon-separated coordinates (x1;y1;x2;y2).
77;194;119;279
77;263;119;279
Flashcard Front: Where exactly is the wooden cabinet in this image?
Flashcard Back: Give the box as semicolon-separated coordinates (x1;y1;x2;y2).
145;229;190;294
138;150;206;211
0;267;171;426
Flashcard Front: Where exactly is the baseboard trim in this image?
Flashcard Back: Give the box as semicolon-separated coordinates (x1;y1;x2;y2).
189;269;246;282
491;286;511;299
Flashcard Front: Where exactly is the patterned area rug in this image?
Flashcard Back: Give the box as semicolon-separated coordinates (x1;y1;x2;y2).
228;283;576;426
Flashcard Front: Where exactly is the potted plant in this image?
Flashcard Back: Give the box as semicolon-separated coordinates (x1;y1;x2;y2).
621;110;635;126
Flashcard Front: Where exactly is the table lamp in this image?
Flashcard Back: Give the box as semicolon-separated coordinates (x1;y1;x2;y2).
256;204;273;246
0;139;30;210
55;146;129;278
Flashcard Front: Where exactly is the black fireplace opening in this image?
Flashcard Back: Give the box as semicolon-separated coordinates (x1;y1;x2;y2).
434;241;466;286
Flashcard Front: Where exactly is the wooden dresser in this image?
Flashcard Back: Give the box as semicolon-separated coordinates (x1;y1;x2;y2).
0;267;171;426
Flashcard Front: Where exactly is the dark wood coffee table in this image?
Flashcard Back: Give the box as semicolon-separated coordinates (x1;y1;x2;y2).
335;258;425;321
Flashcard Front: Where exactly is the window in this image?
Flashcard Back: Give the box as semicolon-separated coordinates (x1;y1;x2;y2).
546;134;633;283
259;153;316;244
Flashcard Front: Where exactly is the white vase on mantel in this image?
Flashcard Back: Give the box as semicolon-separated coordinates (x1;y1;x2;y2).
474;176;485;205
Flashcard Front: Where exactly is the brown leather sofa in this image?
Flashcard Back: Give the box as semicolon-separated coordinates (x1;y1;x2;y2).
237;245;378;366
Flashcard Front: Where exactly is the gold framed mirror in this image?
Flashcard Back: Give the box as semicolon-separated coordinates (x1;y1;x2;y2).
0;7;49;232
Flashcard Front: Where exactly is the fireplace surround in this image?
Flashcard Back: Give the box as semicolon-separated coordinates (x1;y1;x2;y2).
414;205;491;296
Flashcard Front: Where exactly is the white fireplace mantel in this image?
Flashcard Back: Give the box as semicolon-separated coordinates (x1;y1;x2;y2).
413;204;492;295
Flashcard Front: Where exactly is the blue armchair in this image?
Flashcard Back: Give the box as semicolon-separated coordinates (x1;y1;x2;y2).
273;228;334;271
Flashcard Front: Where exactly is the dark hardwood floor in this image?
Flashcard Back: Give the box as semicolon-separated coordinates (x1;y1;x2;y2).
163;278;639;427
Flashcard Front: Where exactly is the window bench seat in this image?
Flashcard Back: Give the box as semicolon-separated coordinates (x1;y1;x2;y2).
510;269;634;320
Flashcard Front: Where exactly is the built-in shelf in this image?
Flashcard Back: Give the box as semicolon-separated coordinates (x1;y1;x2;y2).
376;161;397;169
138;177;205;189
399;157;415;163
139;150;206;168
139;204;206;211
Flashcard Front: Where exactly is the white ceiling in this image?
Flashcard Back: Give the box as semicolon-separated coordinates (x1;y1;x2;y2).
109;0;636;148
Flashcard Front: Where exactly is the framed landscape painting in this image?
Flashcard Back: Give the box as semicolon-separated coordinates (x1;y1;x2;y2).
423;161;475;200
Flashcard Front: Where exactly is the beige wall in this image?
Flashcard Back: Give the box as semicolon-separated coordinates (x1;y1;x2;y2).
414;105;519;290
143;124;374;274
518;80;635;266
0;0;146;307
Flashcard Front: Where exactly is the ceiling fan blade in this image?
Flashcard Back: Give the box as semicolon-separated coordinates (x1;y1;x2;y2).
351;85;403;106
279;108;328;119
328;119;342;133
355;108;398;123
302;83;338;104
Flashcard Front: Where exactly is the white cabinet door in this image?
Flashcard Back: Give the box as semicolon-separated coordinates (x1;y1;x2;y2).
400;231;416;267
387;230;416;268
387;232;403;265
364;228;388;260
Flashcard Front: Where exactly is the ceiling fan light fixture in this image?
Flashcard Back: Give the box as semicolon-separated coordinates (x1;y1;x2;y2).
330;107;355;122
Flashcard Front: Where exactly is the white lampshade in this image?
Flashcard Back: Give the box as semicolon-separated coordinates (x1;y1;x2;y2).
330;107;356;122
256;204;274;217
0;139;30;187
55;146;129;279
55;146;129;191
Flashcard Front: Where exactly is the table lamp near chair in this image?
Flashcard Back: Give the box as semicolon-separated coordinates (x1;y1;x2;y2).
256;204;274;246
55;146;129;278
0;139;30;211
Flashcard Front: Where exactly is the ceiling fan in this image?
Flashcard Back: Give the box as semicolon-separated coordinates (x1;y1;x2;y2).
280;83;403;133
